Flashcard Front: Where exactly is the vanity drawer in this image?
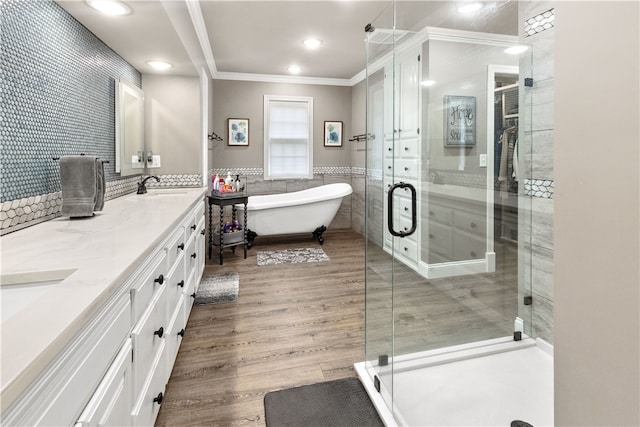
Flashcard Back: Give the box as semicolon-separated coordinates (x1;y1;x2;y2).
428;222;453;259
453;230;486;260
398;197;415;220
195;217;206;281
165;295;186;376
399;137;419;158
131;284;167;401
453;210;486;236
165;226;186;272
184;234;198;286
76;339;132;427
395;159;419;179
184;208;199;242
427;204;453;226
394;237;418;261
131;342;167;427
130;250;167;325
383;139;395;159
398;214;417;239
165;251;186;317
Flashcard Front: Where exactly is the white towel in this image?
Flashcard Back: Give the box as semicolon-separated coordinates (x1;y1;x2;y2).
60;155;97;217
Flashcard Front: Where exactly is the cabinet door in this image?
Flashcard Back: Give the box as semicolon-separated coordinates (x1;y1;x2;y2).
398;51;420;137
76;340;132;427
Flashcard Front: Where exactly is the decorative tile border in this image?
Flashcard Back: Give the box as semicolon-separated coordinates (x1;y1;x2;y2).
145;174;202;189
525;8;555;37
1;173;203;235
524;179;554;198
1;192;63;235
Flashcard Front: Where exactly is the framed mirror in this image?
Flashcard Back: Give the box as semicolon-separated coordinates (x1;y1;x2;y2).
115;78;145;176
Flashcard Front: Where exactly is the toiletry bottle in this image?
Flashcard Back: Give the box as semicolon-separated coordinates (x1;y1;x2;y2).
235;174;241;192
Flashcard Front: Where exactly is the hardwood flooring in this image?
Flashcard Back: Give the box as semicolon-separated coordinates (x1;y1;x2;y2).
156;230;366;426
156;230;518;426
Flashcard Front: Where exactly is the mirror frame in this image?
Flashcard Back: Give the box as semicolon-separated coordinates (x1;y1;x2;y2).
115;78;145;176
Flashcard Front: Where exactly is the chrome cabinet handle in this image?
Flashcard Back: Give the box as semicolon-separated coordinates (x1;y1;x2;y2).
154;327;164;338
154;274;164;285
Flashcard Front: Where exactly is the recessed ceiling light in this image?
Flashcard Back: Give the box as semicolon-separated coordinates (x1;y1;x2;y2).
421;80;436;87
457;1;483;14
85;0;131;16
303;39;323;50
288;65;302;74
504;45;529;55
146;60;173;71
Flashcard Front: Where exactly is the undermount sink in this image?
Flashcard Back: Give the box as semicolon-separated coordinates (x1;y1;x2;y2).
147;189;189;196
1;269;76;323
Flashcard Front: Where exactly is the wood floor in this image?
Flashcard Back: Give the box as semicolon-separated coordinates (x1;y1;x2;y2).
156;230;518;426
156;230;366;427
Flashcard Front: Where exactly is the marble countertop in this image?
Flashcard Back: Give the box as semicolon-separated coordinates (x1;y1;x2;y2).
0;187;207;411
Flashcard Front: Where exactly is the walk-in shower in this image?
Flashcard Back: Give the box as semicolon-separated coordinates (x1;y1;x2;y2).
356;2;554;425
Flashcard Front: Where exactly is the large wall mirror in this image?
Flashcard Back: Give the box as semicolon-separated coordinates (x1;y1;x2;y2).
116;78;145;176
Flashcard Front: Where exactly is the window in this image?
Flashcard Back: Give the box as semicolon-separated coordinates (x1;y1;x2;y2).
264;95;313;180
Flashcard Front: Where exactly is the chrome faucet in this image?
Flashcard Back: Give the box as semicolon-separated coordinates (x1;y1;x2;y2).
137;175;160;194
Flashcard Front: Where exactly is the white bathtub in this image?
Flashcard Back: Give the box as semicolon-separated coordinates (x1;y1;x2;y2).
236;183;352;245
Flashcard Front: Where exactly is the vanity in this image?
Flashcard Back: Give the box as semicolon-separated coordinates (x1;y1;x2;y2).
0;187;207;426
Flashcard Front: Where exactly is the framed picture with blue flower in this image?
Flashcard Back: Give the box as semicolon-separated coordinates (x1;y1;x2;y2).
324;121;343;147
227;118;249;146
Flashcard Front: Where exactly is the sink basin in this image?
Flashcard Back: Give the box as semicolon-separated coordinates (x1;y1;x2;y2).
1;269;76;323
147;189;189;196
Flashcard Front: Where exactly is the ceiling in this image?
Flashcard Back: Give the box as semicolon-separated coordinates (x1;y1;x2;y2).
55;0;518;85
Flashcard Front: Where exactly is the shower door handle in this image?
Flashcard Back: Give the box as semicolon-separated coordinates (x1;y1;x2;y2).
387;182;417;237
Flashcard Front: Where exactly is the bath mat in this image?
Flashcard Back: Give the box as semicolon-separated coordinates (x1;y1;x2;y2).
194;272;239;305
257;247;330;266
264;377;384;427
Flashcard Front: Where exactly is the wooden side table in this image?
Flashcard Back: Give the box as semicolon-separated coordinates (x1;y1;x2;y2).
207;192;248;265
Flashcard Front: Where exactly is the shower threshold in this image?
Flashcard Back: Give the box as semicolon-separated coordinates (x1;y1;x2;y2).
355;336;554;427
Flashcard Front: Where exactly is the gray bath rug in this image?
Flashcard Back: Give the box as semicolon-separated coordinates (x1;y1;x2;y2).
257;247;330;266
264;377;384;427
194;272;239;305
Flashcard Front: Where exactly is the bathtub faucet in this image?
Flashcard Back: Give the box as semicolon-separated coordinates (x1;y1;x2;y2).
137;175;160;194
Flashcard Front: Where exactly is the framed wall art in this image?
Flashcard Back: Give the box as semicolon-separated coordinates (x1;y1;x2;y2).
228;118;249;146
444;95;476;146
324;121;343;147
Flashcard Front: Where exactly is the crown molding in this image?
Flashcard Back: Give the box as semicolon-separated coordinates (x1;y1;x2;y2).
212;71;353;87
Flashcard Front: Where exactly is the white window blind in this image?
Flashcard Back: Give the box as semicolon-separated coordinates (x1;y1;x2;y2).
264;95;313;179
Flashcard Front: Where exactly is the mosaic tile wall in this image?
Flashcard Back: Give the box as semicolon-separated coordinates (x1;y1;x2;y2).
0;0;141;204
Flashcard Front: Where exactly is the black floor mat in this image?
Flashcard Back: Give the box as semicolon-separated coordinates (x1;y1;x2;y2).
264;377;384;427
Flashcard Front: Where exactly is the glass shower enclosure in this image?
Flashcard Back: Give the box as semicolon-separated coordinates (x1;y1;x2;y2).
355;2;553;426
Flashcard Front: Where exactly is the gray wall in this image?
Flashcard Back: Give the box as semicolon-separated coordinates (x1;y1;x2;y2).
210;80;352;170
143;75;201;175
554;1;639;425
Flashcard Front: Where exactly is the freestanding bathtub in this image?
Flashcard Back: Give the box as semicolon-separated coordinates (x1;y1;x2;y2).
236;183;352;246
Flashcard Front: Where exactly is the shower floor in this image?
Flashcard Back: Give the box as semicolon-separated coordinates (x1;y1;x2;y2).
356;337;554;426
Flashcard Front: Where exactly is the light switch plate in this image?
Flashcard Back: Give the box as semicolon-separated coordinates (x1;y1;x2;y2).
131;155;144;169
147;155;161;168
479;154;487;168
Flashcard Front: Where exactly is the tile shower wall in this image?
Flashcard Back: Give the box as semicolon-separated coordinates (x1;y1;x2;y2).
0;0;141;233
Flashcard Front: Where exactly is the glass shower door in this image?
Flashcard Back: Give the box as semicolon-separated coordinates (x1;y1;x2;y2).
363;2;536;424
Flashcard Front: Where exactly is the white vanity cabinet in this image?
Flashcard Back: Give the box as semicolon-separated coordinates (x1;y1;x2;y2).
427;195;487;264
1;190;207;427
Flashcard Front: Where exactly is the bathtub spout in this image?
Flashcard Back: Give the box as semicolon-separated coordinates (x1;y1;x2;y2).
312;225;327;245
